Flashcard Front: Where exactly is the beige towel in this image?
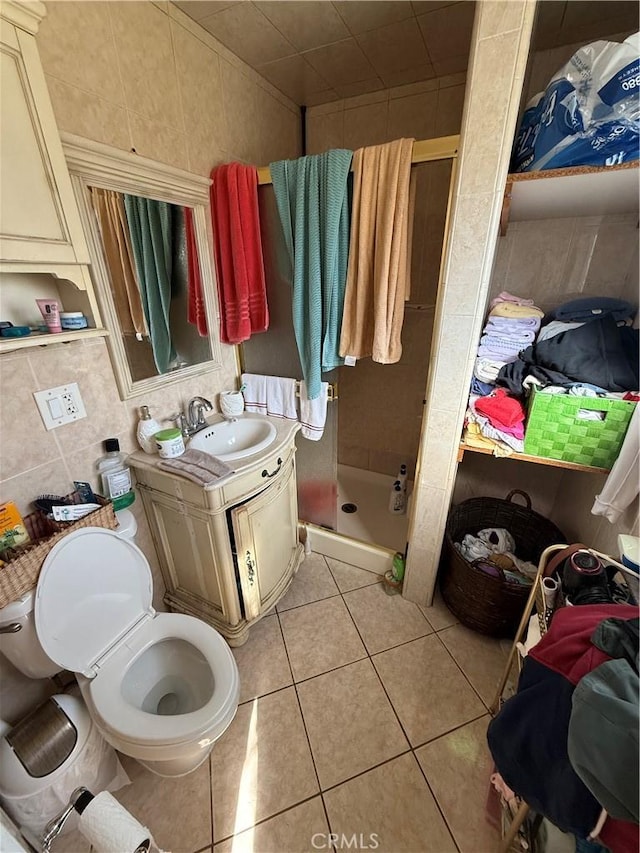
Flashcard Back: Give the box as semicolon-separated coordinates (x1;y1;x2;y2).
339;138;415;364
158;449;233;485
89;187;148;338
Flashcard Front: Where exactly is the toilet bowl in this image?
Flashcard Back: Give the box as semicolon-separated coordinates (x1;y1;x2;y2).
34;527;239;778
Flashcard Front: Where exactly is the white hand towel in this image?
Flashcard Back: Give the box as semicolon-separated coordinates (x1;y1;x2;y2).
265;375;297;420
241;373;297;420
241;373;268;414
299;381;328;440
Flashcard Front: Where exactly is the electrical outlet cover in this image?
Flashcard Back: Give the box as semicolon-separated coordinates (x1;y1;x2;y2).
34;383;87;430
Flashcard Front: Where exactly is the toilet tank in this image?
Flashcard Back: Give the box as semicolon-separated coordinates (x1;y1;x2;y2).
0;510;138;681
0;592;60;679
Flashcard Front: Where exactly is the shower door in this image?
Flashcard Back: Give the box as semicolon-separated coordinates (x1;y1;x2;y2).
240;187;338;531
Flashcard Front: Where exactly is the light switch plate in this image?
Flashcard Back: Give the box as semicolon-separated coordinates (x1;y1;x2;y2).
34;382;87;430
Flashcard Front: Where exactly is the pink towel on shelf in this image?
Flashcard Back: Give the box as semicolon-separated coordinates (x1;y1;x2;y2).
185;207;207;337
489;291;535;309
210;163;269;344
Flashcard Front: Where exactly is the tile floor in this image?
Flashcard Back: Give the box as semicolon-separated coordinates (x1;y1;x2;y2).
54;553;509;853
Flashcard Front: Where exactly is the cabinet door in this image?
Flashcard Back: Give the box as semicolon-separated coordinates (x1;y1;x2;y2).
139;488;242;628
0;22;89;264
231;456;300;620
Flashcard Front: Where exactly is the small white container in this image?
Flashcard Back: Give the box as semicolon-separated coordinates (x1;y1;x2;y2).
220;390;244;419
154;428;185;458
136;405;161;454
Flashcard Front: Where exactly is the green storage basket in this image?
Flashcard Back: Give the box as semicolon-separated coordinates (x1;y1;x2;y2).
523;388;636;469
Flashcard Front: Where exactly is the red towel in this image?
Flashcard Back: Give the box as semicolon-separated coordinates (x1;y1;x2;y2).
476;388;525;428
210;163;268;344
185;207;208;337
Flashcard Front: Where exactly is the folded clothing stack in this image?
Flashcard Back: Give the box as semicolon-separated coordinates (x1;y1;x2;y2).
473;292;543;392
464;388;527;454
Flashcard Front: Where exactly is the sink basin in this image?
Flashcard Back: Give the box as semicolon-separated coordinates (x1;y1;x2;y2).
188;417;277;461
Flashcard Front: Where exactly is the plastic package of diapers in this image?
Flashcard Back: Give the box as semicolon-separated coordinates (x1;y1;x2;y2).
512;32;640;172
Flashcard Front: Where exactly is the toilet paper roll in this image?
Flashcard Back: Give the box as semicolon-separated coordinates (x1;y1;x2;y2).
541;575;559;611
79;791;151;853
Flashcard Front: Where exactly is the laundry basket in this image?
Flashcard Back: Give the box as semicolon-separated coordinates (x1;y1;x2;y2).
440;490;566;637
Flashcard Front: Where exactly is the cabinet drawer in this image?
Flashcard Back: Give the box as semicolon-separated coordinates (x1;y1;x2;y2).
215;443;294;508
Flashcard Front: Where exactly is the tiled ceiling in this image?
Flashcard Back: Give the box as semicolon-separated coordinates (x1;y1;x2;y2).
173;1;475;105
533;1;639;50
173;0;639;107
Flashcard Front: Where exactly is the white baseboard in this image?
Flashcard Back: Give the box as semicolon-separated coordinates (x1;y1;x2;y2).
300;522;395;574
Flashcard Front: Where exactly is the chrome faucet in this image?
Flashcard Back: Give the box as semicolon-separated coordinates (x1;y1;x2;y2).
171;396;213;438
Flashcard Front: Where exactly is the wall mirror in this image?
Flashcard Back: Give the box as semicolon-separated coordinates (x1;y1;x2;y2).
62;132;222;400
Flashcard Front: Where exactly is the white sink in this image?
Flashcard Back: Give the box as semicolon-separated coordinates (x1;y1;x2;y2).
188;417;277;461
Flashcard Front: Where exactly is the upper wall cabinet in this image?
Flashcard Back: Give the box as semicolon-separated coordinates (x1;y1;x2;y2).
0;1;90;270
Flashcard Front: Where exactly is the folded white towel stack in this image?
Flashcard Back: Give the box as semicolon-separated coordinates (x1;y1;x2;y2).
300;381;329;441
241;373;297;420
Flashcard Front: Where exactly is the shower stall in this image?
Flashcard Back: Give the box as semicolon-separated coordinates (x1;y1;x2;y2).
241;138;457;559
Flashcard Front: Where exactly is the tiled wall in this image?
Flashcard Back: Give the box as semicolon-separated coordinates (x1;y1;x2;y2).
490;213;640;312
306;77;463;479
0;0;301;719
404;0;537;605
36;0;301;175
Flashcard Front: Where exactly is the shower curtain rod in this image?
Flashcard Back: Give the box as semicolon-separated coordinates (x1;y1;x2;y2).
256;134;460;186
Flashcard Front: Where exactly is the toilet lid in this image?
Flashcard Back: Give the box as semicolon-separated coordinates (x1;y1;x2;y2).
35;528;153;678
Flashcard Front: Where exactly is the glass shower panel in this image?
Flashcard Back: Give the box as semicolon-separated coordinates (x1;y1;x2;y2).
241;187;338;531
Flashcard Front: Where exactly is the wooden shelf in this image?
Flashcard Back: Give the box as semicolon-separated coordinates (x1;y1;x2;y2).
500;161;639;235
0;327;108;353
458;441;610;474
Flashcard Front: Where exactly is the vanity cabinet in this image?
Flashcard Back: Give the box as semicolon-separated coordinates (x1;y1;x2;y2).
130;419;304;646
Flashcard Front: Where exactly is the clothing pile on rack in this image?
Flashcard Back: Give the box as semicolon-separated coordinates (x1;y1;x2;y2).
488;604;639;853
464;293;640;457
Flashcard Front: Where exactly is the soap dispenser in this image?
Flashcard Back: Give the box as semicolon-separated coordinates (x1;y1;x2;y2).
136;405;161;454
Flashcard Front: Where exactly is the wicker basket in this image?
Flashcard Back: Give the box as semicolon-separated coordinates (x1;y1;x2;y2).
0;497;118;608
440;490;566;637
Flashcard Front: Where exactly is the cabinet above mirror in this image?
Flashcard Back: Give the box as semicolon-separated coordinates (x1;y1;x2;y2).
62;133;223;400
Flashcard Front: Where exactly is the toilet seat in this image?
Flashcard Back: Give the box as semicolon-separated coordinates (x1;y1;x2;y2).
35;528;153;678
84;612;238;748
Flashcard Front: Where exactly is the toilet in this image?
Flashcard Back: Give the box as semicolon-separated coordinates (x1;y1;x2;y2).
0;515;239;779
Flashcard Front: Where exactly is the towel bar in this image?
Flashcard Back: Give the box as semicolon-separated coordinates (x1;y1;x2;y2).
294;381;338;402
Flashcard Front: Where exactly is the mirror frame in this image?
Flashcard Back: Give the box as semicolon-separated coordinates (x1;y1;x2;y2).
62;132;223;400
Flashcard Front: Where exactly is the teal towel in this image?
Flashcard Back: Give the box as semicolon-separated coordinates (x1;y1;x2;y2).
124;195;176;374
270;150;352;399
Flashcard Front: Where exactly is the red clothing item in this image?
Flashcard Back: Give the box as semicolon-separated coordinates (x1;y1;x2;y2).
185;207;207;337
475;388;525;429
210;163;268;344
530;603;639;686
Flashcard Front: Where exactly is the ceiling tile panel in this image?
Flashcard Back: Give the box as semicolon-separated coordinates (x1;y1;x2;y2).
335;77;386;99
255;1;350;51
333;1;414;34
258;53;331;103
417;1;474;65
201;2;296;66
303;38;378;88
305;89;342;107
357;18;431;77
173;1;237;21
433;53;468;77
381;63;436;88
411;1;457;13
